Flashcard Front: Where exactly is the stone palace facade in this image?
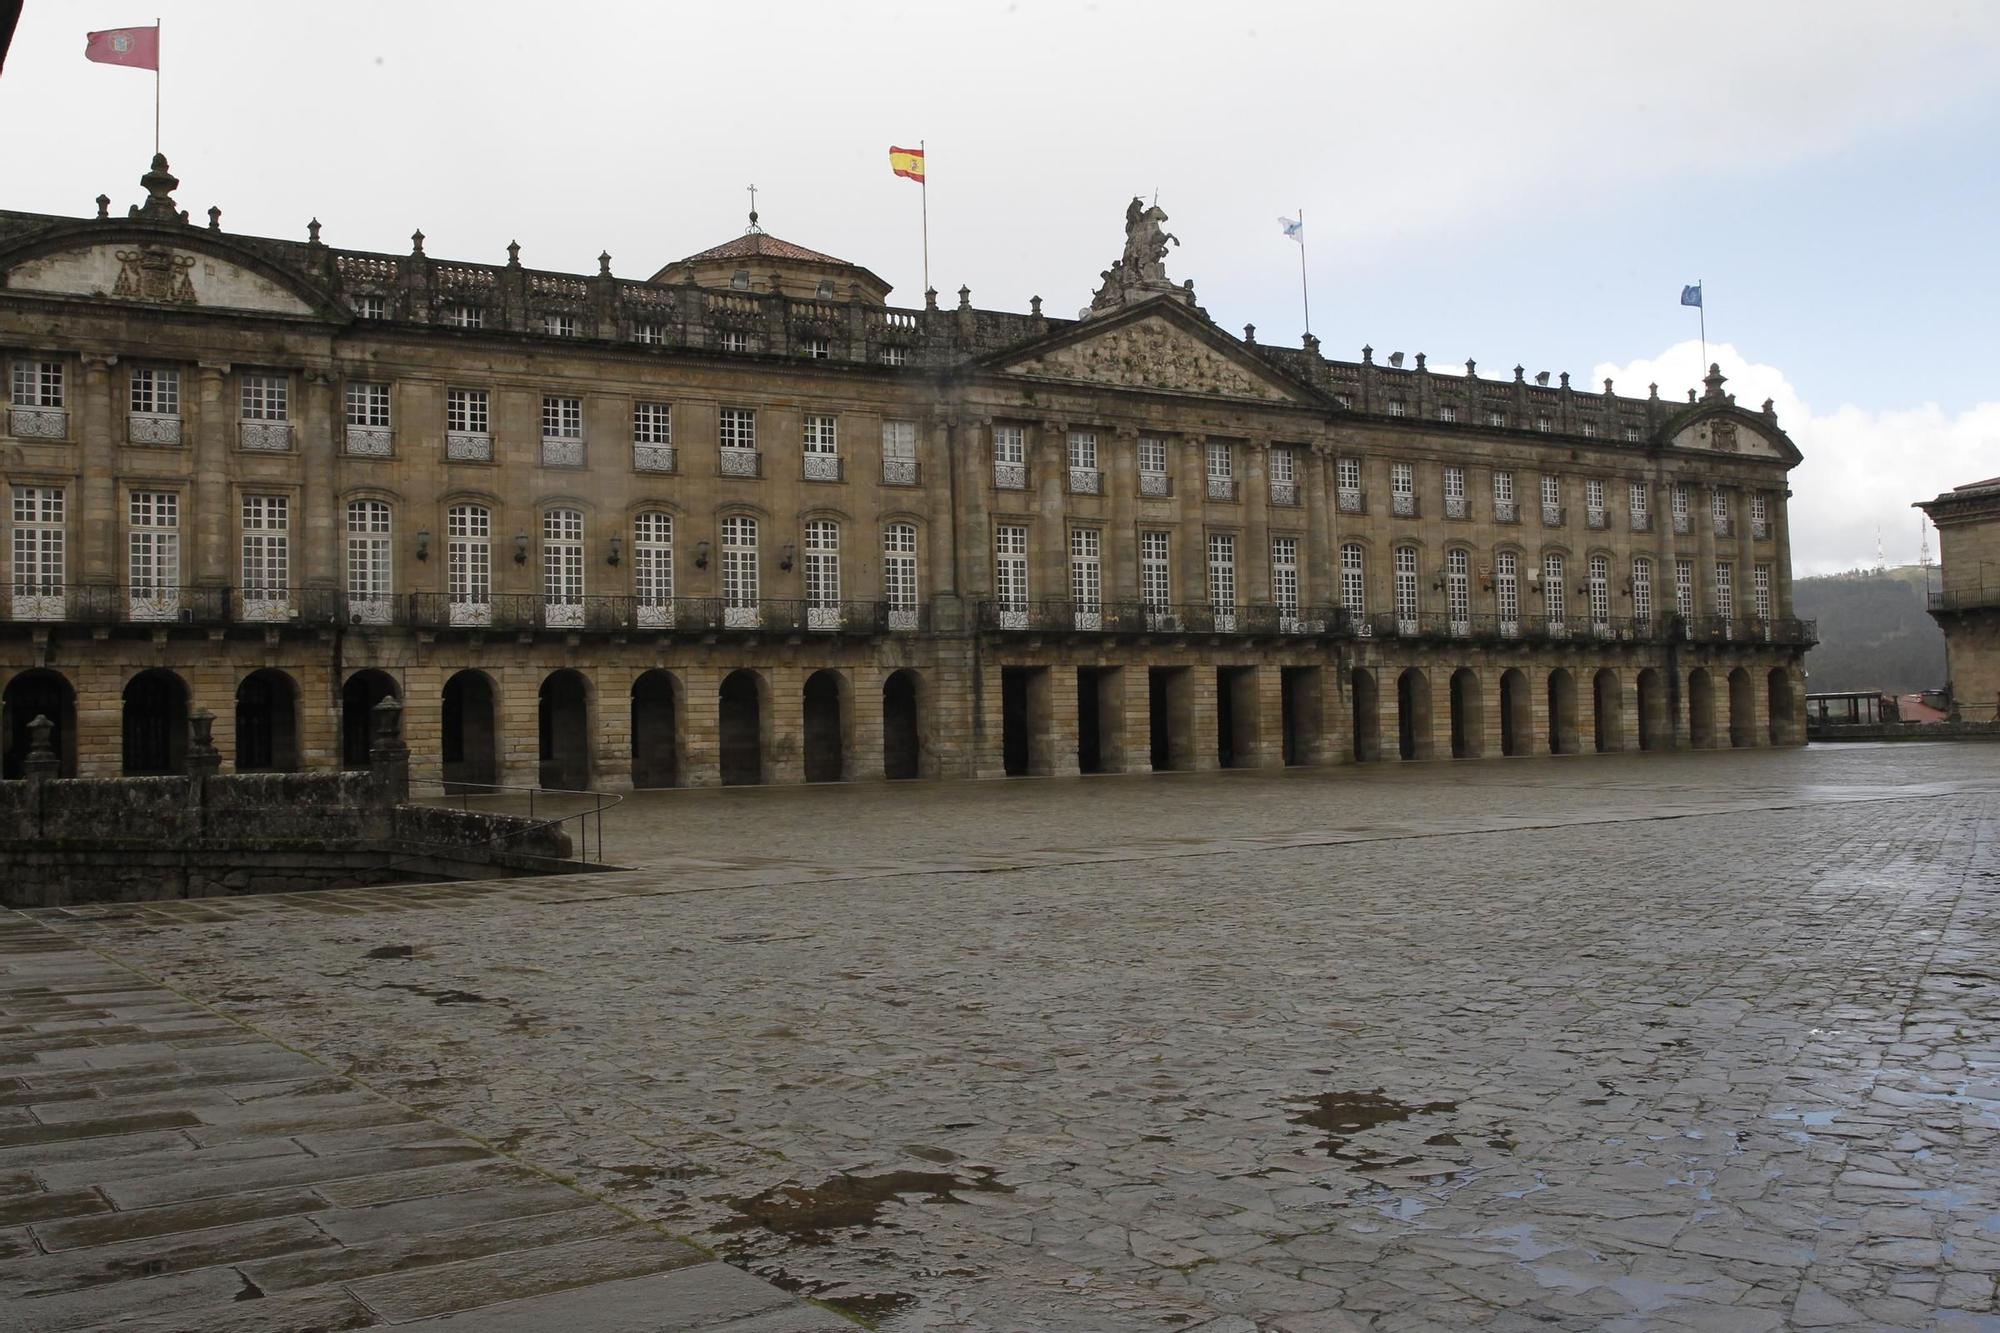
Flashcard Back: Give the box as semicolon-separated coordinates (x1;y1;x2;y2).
0;157;1813;790
1917;476;2000;722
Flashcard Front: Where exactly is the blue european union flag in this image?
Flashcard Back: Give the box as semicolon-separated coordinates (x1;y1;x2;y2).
1680;283;1703;308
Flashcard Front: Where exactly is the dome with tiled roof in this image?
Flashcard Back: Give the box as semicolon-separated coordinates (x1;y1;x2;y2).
649;211;892;304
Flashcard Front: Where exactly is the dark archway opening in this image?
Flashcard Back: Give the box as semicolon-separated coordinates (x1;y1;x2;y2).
720;670;763;786
1396;668;1430;760
1148;667;1191;771
1281;667;1319;766
538;669;591;790
631;670;679;789
235;669;299;773
1450;668;1483;758
1076;667;1105;774
883;670;921;780
1593;669;1623;753
1547;669;1579;755
1000;667;1031;776
3;669;78;779
443;670;499;791
1729;668;1756;748
1637;668;1666;752
1499;668;1530;757
342;670;399;769
123;669;189;776
803;670;845;783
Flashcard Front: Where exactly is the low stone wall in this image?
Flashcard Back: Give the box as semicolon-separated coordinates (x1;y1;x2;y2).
1808;720;2000;743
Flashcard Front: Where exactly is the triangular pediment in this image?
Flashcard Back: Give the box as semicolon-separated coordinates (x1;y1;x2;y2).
991;301;1322;405
0;226;334;319
1664;402;1801;466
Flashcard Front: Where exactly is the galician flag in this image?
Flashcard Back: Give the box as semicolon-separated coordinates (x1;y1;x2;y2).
1680;282;1702;308
888;145;925;183
1278;216;1303;242
85;25;159;70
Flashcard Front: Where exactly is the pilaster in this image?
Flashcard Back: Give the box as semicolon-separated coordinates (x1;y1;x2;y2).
78;355;118;584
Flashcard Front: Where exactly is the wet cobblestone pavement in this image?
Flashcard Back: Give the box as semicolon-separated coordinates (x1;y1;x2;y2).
27;745;2000;1331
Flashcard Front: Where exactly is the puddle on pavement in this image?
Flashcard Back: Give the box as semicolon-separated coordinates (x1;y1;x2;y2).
375;981;504;1006
364;944;414;959
823;1290;919;1322
715;1168;1011;1245
1288;1089;1458;1158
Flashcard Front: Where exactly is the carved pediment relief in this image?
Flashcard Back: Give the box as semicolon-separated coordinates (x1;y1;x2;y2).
6;242;317;316
1001;315;1298;402
1673;415;1782;459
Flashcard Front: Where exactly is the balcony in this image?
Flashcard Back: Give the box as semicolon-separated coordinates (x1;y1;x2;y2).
1680;614;1817;647
1391;492;1416;518
403;594;908;636
240;420;292;452
128;412;182;446
344;425;393;457
1673;513;1691;535
1206;476;1237;502
1714;515;1732;537
1338;487;1365;514
446;431;493;462
1494;500;1519;524
1269;479;1298;506
1928;586;2000;613
803;453;843;482
1752;517;1770;540
1;584;338;628
1139;470;1171;498
633;443;676;473
720;446;762;478
994;461;1028;490
9;407;67;440
977;599;1348;636
1586;507;1607;530
1444;495;1467;520
882;457;919;486
540;437;585;467
1069;466;1103;495
1631;511;1652;533
1541;503;1565;527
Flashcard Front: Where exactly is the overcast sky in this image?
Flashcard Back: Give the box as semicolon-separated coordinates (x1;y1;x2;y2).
6;1;1996;574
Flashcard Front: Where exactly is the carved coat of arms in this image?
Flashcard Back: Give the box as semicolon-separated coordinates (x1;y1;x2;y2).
112;246;196;303
1711;421;1738;452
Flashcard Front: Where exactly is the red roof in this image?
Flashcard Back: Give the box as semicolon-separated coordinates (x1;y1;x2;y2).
673;232;852;267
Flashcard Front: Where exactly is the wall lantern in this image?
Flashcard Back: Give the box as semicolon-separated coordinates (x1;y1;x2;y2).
780;542;796;572
514;533;529;565
415;529;431;562
694;539;711;569
607;535;623;567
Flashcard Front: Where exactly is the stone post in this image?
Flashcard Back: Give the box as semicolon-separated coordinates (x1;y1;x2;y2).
187;709;220;837
368;696;410;806
22;714;58;840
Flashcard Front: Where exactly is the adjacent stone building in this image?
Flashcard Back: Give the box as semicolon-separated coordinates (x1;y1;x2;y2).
0;157;1813;790
1917;476;2000;721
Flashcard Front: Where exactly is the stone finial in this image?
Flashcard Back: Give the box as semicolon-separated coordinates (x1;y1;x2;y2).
411;229;426;256
1558;371;1569;388
368;696;409;805
506;240;521;268
1762;397;1776;417
25;714;53;757
1702;362;1728;400
1361;344;1373;364
308;218;322;244
1302;332;1320;356
1030;295;1043;317
924;286;938;311
1688;388;1698;403
187;708;220;780
1604;378;1614;395
957;284;971;310
22;714;58;783
207;205;221;231
1243;322;1257;344
1648;382;1659;400
130;152;187;224
95;194;111;219
1415;352;1427;371
598;250;612;277
1465;358;1476;377
1514;365;1526;382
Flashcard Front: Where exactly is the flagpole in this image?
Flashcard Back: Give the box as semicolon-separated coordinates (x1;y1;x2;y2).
1297;205;1311;338
919;139;929;296
154;17;161;154
1698;278;1706;381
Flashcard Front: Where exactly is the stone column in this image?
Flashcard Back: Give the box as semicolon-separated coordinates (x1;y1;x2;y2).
972;661;1008;779
849;667;885;780
77;355;118;585
1178;436;1206;607
680;664;721;788
926;414;958;598
765;666;805;785
1305;448;1333;611
1107;429;1139;601
1186;666;1219;771
1116;663;1153;773
1036;664;1080;777
300;370;339;592
1032;421;1067;608
1772;488;1796;618
1248;665;1283;767
1242;441;1271;605
956;417;992;598
1695;483;1719;623
191;362;231;587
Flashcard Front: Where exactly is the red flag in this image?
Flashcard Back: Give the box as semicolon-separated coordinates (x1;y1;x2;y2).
85;26;159;71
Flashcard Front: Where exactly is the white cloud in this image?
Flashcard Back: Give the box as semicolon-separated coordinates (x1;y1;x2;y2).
1592;343;1999;576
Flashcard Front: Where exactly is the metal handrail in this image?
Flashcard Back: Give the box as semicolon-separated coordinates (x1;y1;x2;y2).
434;780;623;865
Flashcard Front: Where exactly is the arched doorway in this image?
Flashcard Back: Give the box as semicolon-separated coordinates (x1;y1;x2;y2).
1396;668;1430;760
719;670;763;786
2;670;77;779
1768;667;1799;746
1593;669;1624;753
341;670;400;769
803;670;846;783
1547;669;1579;754
123;669;189;776
235;669;299;772
1449;668;1483;758
1728;667;1756;748
442;670;499;791
631;670;679;789
1636;668;1666;752
1499;668;1531;757
1688;668;1716;749
883;670;921;780
1351;668;1380;762
538;669;591;789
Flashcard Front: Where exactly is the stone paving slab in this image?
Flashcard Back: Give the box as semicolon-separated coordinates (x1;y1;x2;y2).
0;914;851;1331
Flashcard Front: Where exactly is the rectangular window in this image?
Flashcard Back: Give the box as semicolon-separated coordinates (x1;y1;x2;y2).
8;487;64;619
1268;445;1296;504
1391;461;1415;517
630;321;665;345
355;294;387;319
445;304;484;329
12;359;64;408
241;495;289;618
882;419;918;484
1205;441;1235;500
445;389;488;435
1438;404;1457;423
127;490;181;617
803;414;840;480
1446;548;1469;631
1488;409;1506;427
882;345;907;367
995;525;1028;617
1493;469;1517;521
1675;558;1694;618
1586;478;1605;513
1540;473;1562;524
1138;436;1169;496
1672;483;1690;532
1536;416;1552;433
993;425;1026;489
1386;399;1406;418
345;381;391;428
1588;554;1610;626
1207;533;1237;619
543;313;577;338
447;504;492;625
804;520;841;624
241;374;287;420
1715;561;1734;619
1712;486;1732;534
1394;547;1419;631
804;337;831;360
1070;527;1102;623
1272;536;1299;617
633;401;672;445
1443;465;1466;519
541;395;582;439
345;500;393;622
1068;430;1099;470
1340;544;1365;614
719;330;751;353
543;508;585;625
1581;422;1597;439
1543;553;1567;626
1141;531;1171;610
883;524;919;626
1625;426;1641;442
1495;550;1519;629
1632;558;1653;623
1337;456;1362;512
129;366;180;416
1754;563;1772;620
634;512;673;620
719;407;757;450
1630;481;1650;528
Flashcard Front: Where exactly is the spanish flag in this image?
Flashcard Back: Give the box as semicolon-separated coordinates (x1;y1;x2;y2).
888;146;925;184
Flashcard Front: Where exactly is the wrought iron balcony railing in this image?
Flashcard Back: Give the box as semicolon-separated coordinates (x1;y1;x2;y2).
0;584;340;627
1929;585;2000;613
402;593;916;635
976;599;1350;636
